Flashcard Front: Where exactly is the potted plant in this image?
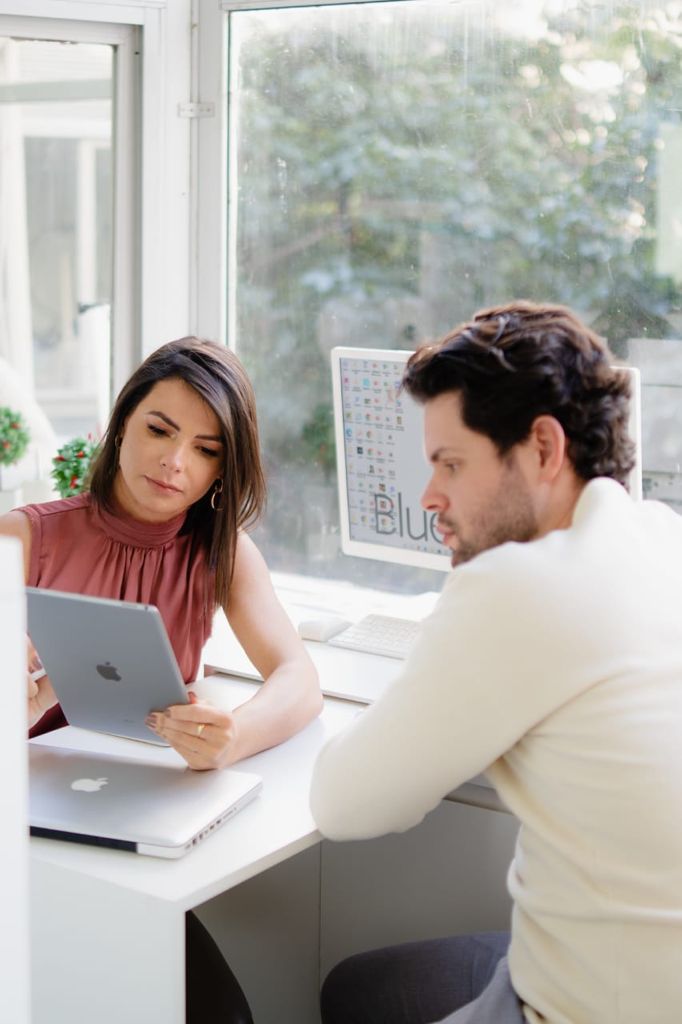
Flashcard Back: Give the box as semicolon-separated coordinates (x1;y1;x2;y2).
51;436;99;499
0;407;30;512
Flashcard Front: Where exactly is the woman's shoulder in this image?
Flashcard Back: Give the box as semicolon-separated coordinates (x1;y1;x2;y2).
0;507;32;545
21;492;92;521
0;508;34;581
0;493;90;547
18;493;94;552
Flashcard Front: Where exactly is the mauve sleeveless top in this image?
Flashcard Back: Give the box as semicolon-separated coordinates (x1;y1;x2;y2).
23;493;215;737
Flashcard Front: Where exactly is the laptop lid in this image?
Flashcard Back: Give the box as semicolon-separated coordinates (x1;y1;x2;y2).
28;744;262;858
26;588;190;746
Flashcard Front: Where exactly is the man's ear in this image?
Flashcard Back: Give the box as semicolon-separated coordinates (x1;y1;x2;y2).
528;415;567;481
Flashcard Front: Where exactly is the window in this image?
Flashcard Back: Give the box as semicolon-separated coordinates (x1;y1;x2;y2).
0;36;114;444
228;0;682;590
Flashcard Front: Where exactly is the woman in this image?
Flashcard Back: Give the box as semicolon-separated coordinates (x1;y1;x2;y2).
2;336;322;1023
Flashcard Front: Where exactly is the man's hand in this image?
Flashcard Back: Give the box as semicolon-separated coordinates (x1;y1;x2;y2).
145;692;239;771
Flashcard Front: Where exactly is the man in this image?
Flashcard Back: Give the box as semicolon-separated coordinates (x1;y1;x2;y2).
310;301;682;1023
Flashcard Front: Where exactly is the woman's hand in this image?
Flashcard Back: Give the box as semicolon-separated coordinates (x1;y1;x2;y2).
145;692;239;771
27;638;58;729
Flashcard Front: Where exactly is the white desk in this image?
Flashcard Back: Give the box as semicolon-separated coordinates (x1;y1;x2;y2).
202;573;441;704
30;673;511;1023
204;607;404;703
1;539;30;1024
203;593;502;807
29;677;362;1023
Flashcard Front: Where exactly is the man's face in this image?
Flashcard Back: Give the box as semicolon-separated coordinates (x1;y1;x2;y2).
422;392;539;568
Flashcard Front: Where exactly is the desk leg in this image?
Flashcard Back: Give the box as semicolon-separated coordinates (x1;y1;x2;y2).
31;859;184;1024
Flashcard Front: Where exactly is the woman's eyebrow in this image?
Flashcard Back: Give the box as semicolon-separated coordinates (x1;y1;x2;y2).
146;409;222;442
146;410;179;430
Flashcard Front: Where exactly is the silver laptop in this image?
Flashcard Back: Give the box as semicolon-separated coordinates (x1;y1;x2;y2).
29;743;262;858
26;587;190;745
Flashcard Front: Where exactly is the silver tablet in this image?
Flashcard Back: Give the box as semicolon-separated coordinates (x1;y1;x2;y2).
26;588;190;745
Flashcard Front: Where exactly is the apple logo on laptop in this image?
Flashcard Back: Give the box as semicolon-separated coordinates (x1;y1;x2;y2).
71;777;108;793
96;661;121;681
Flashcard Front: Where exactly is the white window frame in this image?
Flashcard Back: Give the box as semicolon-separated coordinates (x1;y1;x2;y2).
193;0;228;345
0;0;384;369
196;0;420;349
0;0;195;394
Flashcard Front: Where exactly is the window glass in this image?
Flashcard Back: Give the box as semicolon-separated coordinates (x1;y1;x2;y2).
230;0;682;589
0;37;113;455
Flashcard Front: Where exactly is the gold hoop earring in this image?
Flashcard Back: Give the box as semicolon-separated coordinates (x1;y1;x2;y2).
211;478;224;512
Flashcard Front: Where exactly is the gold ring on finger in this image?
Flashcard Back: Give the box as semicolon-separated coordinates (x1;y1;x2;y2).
196;723;205;737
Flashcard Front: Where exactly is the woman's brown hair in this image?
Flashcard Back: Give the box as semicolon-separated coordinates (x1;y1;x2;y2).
89;337;266;611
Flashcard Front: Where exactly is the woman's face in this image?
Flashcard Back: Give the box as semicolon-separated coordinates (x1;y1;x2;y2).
113;377;224;522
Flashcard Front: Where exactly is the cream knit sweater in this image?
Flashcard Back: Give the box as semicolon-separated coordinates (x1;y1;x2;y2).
311;478;682;1023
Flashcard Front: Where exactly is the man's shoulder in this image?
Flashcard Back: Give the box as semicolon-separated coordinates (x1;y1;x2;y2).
435;477;680;616
452;531;558;583
438;538;558;618
434;515;591;637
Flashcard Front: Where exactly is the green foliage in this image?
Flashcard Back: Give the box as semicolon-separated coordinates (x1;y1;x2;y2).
51;436;99;499
232;2;682;574
301;402;336;480
0;407;30;467
237;3;682;438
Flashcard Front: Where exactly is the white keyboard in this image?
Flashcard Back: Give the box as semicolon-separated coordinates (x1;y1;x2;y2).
328;613;421;660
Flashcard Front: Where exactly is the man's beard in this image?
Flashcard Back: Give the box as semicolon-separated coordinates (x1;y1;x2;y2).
445;459;539;568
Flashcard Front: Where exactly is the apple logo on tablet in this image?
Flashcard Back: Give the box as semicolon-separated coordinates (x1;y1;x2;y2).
96;661;121;681
71;777;108;793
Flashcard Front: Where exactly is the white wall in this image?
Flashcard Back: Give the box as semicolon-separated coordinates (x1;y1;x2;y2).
0;536;30;1024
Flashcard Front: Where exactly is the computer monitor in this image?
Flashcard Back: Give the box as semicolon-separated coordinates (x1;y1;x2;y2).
331;348;643;572
331;347;451;572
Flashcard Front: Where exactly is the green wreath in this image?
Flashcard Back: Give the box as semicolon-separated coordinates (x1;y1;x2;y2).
0;407;30;467
51;436;99;498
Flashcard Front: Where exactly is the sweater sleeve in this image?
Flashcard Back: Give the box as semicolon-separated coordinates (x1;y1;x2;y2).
309;539;604;840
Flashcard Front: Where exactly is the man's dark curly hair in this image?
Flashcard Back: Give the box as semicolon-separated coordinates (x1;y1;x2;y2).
402;300;635;487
